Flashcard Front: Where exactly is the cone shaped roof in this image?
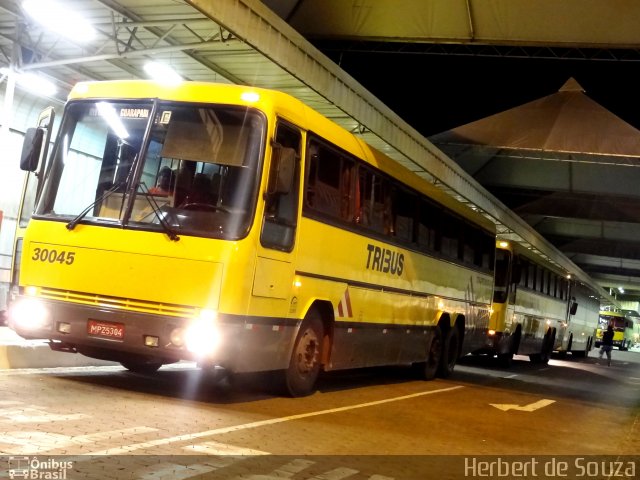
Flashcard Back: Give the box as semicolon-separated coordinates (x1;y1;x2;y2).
430;78;640;157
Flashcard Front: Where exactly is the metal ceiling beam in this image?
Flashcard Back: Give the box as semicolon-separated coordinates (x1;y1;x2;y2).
94;0;245;85
20;40;226;69
310;40;640;62
526;216;640;244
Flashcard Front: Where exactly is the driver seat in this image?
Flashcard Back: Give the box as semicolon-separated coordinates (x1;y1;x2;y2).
183;173;215;205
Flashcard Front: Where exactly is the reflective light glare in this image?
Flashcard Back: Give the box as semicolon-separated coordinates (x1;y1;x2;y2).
170;327;185;347
0;67;56;97
198;308;217;322
184;319;220;356
10;297;49;331
24;285;39;296
96;102;129;139
240;91;260;103
23;0;96;42
143;61;182;86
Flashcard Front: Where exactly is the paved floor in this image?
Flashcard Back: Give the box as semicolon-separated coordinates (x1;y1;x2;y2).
0;327;115;369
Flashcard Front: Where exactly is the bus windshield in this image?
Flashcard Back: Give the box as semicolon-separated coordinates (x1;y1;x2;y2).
35;100;266;240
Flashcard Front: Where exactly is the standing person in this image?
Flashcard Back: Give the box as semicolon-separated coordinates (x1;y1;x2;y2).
599;324;614;366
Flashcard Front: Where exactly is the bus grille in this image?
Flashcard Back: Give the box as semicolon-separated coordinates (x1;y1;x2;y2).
38;288;197;318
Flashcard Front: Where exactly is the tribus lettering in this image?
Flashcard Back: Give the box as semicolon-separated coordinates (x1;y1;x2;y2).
366;244;404;276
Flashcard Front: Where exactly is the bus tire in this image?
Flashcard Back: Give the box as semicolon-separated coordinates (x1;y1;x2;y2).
497;352;513;368
281;312;324;397
529;328;555;365
437;326;459;378
121;360;162;374
413;326;442;380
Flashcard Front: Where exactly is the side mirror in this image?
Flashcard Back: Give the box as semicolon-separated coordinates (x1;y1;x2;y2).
569;302;578;315
268;145;296;195
20;127;45;172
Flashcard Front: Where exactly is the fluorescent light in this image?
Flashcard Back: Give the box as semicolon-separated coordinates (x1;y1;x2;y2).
0;67;57;96
23;0;96;43
143;61;182;86
96;102;129;139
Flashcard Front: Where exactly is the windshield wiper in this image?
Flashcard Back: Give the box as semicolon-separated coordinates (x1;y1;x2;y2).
136;183;180;242
66;181;126;231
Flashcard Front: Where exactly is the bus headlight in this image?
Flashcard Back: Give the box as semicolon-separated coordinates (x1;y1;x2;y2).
184;312;220;356
10;297;50;331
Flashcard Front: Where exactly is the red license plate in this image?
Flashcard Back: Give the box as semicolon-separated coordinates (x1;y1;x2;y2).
87;320;125;339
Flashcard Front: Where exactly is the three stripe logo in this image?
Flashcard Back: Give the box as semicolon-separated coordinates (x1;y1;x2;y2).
335;288;353;318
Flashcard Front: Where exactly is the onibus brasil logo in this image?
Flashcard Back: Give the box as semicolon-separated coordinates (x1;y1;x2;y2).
7;457;73;479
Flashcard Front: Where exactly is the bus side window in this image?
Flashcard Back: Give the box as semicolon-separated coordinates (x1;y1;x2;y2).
261;122;301;252
393;187;415;243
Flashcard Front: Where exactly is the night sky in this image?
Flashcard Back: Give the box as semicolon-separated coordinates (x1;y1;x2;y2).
316;49;640;137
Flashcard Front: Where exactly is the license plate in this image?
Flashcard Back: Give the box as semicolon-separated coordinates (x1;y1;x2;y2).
87;319;125;340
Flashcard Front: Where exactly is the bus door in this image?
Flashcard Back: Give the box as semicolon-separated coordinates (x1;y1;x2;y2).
491;244;515;333
251;121;302;320
9;107;55;301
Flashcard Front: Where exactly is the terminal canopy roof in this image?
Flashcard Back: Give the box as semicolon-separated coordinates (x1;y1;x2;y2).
430;78;640;297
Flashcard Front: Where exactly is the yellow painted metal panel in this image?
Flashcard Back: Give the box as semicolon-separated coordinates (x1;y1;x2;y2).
21;220;224;310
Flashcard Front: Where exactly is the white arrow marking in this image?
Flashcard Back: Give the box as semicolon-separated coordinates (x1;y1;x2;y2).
490;399;556;412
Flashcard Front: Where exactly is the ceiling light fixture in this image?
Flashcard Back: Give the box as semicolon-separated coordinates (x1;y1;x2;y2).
0;67;57;97
143;62;183;86
23;0;96;43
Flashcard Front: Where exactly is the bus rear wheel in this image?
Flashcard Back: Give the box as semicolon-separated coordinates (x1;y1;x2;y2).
437;327;460;378
413;326;442;380
281;312;324;397
529;328;555;364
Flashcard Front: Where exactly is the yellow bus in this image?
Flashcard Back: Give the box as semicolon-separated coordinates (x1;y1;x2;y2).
595;310;634;351
482;240;599;366
3;107;56;325
9;80;500;396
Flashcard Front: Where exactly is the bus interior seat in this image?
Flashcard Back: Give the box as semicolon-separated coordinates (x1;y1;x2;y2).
184;173;215;205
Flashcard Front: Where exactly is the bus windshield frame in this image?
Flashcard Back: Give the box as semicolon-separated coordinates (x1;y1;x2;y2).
34;99;267;240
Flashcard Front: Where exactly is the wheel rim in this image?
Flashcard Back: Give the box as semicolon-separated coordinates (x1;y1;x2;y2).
428;334;442;367
294;327;320;375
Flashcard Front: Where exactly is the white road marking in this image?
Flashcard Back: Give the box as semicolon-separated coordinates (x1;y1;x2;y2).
0;362;198;376
0;405;88;423
135;458;394;480
0;426;158;455
272;459;316;477
504;374;518;379
137;462;226;480
183;440;269;455
136;460;235;480
0;365;126;376
86;385;464;455
315;467;359;479
490;399;556;412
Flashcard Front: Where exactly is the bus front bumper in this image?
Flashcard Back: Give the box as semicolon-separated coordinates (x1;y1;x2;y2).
8;295;295;372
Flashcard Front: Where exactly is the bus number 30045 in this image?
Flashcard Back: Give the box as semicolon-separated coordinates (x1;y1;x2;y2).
31;247;76;265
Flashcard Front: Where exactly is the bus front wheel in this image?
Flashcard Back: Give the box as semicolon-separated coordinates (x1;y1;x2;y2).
281;313;324;397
